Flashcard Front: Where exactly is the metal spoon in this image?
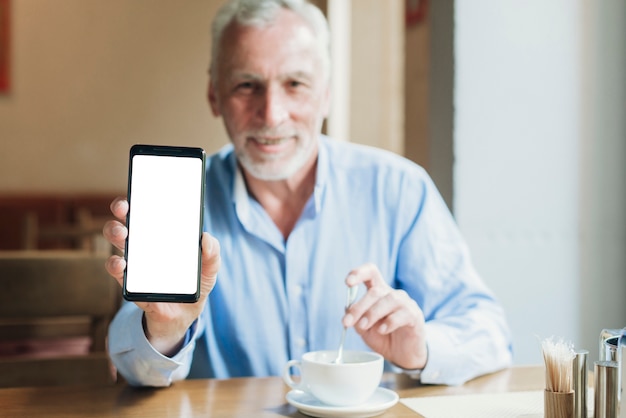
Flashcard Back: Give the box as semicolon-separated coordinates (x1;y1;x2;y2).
334;285;359;364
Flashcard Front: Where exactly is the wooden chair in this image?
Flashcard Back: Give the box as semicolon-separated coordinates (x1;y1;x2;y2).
22;209;112;255
0;251;122;388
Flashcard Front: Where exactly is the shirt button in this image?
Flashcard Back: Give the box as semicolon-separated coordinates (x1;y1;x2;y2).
295;338;306;348
293;285;303;297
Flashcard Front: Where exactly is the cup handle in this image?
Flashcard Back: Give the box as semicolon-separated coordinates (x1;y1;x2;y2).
283;359;304;390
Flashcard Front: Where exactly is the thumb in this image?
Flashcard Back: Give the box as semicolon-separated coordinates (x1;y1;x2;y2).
200;232;220;295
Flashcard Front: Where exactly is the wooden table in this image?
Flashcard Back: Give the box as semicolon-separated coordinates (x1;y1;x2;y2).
0;365;544;417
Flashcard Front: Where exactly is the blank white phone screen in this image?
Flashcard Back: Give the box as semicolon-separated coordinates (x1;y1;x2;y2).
125;154;203;295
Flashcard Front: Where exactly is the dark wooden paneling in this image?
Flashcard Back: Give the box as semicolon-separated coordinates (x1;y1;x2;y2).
0;194;121;250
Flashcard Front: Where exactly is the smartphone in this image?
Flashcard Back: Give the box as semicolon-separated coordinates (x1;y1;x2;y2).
123;144;206;303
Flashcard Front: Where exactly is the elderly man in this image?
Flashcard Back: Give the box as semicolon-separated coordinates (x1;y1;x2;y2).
104;0;512;387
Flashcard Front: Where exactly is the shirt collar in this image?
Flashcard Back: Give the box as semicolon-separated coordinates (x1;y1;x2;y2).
232;154;250;224
311;135;328;215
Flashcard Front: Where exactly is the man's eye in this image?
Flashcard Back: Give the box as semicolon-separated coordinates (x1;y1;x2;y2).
289;80;303;88
234;81;260;94
237;82;254;90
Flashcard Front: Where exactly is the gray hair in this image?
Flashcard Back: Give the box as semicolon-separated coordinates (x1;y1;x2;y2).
210;0;331;82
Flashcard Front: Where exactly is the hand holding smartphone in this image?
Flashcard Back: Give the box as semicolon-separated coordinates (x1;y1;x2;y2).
123;144;206;303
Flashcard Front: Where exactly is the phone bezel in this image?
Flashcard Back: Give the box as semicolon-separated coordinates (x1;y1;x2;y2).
122;144;206;303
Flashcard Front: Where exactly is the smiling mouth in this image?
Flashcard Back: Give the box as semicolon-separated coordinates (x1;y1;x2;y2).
252;137;291;146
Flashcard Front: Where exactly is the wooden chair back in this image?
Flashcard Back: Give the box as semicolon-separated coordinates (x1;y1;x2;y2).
0;251;121;388
22;209;113;255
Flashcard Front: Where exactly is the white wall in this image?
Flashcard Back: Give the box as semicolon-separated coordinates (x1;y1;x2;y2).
454;0;626;364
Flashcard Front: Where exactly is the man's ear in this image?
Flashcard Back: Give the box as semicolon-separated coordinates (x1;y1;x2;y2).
208;80;221;117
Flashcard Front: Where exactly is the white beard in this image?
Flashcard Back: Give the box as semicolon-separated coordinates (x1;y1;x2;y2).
235;135;316;181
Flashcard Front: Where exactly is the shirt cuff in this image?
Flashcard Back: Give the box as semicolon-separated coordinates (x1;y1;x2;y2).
391;363;424;380
418;322;466;385
179;318;197;351
108;304;199;386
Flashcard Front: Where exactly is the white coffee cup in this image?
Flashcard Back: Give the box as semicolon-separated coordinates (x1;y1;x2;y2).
282;350;384;407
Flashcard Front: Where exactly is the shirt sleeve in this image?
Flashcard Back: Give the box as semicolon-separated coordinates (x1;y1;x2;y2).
107;302;200;387
395;170;513;386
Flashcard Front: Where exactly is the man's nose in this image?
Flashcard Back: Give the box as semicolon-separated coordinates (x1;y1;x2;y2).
257;86;289;127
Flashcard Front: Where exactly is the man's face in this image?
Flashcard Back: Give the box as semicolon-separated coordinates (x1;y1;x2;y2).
209;9;330;181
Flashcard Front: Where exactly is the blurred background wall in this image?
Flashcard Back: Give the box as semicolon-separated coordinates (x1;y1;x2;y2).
0;0;226;193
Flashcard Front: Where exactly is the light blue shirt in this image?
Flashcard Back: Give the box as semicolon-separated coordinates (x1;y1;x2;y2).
108;136;512;386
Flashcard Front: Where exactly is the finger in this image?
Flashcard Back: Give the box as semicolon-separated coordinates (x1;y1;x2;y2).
110;197;128;221
103;220;127;251
346;263;385;289
377;299;424;335
104;255;126;288
357;289;418;334
343;263;391;328
344;284;390;329
105;253;148;312
200;232;220;297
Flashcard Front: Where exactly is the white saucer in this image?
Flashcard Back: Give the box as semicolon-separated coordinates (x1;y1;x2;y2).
286;387;399;418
